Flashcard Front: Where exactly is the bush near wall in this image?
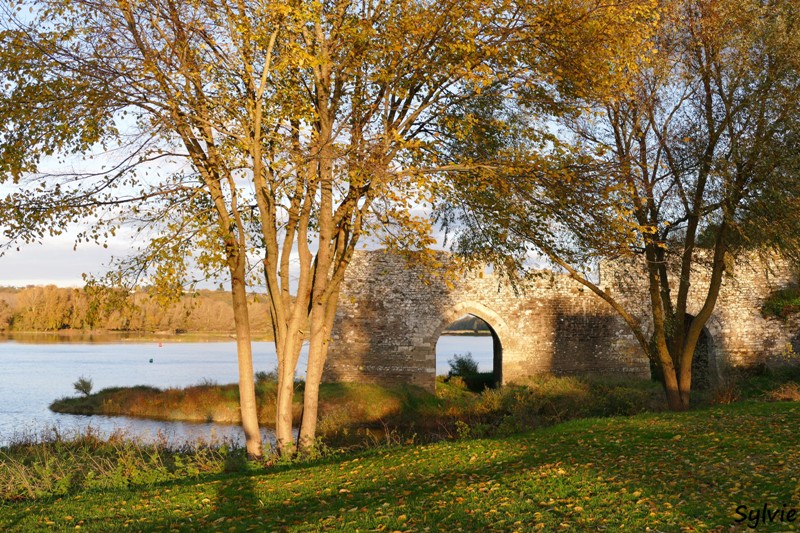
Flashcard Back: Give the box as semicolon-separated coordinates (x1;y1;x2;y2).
762;285;800;319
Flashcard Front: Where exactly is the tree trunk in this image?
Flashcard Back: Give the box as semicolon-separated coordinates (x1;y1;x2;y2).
274;332;303;455
677;342;695;409
229;266;262;458
653;338;686;411
296;103;336;453
298;305;324;452
298;289;339;452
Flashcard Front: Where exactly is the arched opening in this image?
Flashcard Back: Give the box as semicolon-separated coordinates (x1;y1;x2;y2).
649;315;716;391
436;313;503;391
690;320;714;391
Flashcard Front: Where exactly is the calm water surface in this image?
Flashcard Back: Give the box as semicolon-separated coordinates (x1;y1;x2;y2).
0;335;491;447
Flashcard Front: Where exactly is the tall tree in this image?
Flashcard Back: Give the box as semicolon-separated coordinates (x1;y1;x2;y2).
257;0;532;453
0;0;286;457
440;0;800;410
0;0;530;454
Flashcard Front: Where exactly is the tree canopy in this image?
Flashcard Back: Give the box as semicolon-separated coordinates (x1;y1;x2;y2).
3;0;612;453
440;0;800;409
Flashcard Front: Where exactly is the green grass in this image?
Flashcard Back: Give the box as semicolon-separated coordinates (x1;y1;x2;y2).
3;400;800;531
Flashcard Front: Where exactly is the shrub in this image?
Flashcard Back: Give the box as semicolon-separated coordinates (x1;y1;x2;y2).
0;428;244;501
448;353;479;377
599;386;652;415
462;372;496;392
255;370;277;385
73;376;93;397
761;285;800;319
765;382;800;402
710;376;741;405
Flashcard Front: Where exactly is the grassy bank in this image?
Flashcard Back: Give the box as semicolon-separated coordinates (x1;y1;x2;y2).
50;374;666;440
50;367;800;444
3;400;800;530
50;380;433;429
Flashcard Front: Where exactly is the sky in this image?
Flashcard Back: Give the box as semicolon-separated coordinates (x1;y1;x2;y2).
0;232;123;287
0;222;446;288
0;157;451;288
0;211;551;288
0;208;449;288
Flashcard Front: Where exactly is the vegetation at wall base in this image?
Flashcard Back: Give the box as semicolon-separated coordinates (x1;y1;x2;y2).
3;400;800;531
762;285;800;319
443;352;497;392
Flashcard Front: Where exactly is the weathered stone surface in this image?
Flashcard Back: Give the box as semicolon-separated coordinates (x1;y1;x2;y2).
324;250;798;392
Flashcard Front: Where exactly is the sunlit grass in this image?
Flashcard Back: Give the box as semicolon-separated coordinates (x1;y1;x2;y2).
3;401;800;531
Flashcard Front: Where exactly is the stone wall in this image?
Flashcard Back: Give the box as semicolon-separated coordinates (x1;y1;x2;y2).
324;250;798;392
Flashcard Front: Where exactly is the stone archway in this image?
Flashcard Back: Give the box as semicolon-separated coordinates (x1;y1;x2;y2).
324;249;799;393
430;302;510;389
688;315;720;390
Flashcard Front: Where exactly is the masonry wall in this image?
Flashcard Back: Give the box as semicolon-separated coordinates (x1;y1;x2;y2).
325;251;647;392
599;253;798;374
698;257;796;369
324;250;800;392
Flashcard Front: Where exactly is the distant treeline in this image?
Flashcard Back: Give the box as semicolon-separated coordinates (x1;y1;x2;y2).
0;285;274;334
0;284;493;335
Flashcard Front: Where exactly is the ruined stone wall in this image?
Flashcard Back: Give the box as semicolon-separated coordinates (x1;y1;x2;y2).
324;252;640;391
599;253;797;374
324;250;798;392
697;257;795;369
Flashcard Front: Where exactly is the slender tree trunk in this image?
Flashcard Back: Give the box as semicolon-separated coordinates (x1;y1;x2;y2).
229;263;262;458
295;96;336;452
275;333;303;454
299;289;339;452
274;362;295;453
299;308;325;452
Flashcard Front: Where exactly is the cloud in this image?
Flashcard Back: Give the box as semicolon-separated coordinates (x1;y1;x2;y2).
0;235;121;287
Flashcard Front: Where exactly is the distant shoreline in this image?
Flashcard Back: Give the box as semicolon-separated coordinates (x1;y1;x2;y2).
0;330;275;343
0;329;485;343
441;330;492;336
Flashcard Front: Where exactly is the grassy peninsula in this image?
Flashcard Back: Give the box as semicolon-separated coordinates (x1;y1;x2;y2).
50;374;667;443
50;380;435;431
49;367;800;443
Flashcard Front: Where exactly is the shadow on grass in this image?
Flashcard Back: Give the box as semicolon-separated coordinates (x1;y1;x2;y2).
39;401;790;532
4;402;799;531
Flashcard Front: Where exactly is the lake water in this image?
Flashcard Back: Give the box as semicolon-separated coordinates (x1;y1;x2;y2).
0;335;492;447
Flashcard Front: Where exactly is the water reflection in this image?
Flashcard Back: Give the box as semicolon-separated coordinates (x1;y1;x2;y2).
7;416;280;449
